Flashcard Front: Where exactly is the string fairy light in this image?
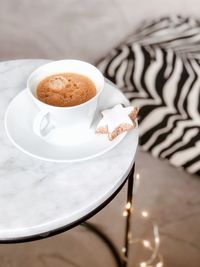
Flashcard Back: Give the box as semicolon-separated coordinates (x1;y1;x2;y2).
140;262;147;267
123;210;128;217
136;173;140;180
126;201;132;210
131;230;163;267
122;247;126;253
143;240;150;248
121;172;164;267
141;210;149;218
129;223;163;267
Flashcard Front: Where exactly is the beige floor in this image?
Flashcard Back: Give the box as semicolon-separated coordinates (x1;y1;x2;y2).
0;1;200;266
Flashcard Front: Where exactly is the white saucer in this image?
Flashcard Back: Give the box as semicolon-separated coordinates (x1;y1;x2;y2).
4;82;130;162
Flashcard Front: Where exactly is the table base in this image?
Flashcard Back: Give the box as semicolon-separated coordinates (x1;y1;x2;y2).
0;164;135;267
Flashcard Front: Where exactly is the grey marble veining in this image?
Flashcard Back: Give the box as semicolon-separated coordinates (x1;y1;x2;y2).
0;60;138;240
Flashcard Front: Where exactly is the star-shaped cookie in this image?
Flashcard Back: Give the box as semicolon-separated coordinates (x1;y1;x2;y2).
96;104;139;140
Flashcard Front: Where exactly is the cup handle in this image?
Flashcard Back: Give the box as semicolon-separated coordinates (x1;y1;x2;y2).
33;111;54;137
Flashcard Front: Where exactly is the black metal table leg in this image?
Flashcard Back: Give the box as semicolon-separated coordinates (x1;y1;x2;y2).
82;222;122;267
122;164;135;267
82;164;135;267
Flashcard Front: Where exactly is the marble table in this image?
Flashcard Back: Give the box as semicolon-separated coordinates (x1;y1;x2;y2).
0;59;138;266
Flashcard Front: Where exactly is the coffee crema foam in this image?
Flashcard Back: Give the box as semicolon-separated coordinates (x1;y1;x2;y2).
36;73;96;107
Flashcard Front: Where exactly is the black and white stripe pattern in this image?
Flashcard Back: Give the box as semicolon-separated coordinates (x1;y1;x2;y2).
97;16;200;176
127;16;200;59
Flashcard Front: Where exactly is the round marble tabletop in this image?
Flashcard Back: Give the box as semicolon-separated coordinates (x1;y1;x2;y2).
0;60;138;241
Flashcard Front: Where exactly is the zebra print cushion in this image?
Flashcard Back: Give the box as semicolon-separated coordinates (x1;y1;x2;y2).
97;16;200;176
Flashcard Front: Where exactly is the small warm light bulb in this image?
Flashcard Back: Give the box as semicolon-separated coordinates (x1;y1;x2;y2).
123;210;128;217
156;262;163;267
140;262;147;267
141;211;149;218
126;202;131;210
136;173;140;180
122;247;126;253
143;240;150;248
155;237;160;244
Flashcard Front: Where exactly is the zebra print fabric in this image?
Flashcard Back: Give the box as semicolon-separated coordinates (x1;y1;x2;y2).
127;16;200;60
97;16;200;176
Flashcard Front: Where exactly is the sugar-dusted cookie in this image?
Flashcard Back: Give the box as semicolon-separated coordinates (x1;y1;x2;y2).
96;104;139;140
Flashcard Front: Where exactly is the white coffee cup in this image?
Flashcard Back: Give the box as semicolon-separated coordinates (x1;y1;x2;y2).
27;60;104;145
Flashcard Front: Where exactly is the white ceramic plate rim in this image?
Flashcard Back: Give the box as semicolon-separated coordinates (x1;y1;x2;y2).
4;88;129;163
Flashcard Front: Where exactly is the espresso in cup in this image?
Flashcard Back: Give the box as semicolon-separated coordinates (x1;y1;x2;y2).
27;60;104;142
36;73;96;107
